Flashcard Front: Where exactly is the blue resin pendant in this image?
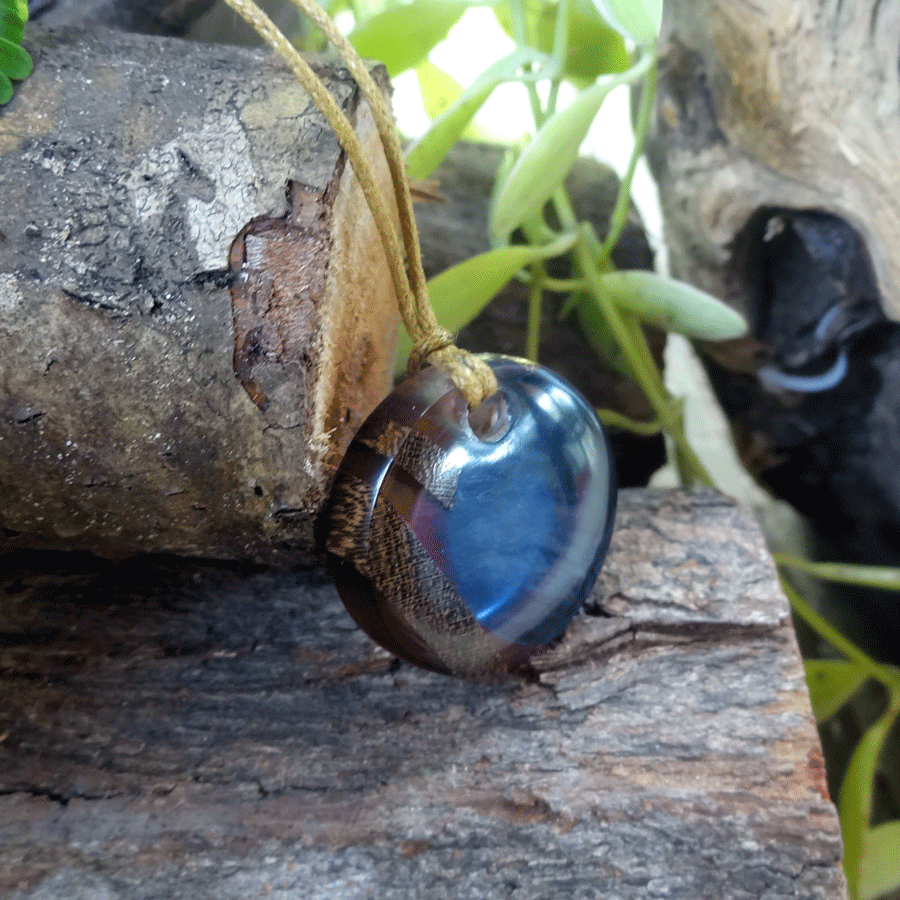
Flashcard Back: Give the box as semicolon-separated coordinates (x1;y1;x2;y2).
326;355;616;678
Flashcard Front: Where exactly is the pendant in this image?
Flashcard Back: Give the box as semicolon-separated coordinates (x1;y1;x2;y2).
325;355;616;678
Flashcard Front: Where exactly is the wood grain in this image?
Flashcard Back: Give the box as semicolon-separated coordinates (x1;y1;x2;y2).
0;489;847;899
646;0;900;320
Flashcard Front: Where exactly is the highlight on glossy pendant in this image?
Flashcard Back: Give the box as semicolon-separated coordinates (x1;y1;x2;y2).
325;355;617;678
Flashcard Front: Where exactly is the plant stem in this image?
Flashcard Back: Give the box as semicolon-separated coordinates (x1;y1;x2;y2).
508;0;545;125
619;313;711;484
596;48;656;264
597;409;663;435
780;578;895;688
545;0;568;117
538;274;587;293
526;264;544;361
546;79;561;118
553;189;712;485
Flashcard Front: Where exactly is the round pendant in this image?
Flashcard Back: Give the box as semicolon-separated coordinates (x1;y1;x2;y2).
325;355;616;678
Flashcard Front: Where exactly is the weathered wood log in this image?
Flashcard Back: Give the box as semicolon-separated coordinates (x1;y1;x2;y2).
0;27;400;564
644;0;900;668
29;0;218;35
0;21;666;565
0;490;846;899
646;0;900;320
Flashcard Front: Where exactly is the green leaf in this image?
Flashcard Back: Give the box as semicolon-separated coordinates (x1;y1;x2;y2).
0;69;12;105
0;5;25;47
0;0;37;105
494;0;629;85
858;821;900;900
349;0;468;76
804;660;868;722
489;55;650;240
416;59;463;119
406;81;496;180
839;705;900;897
490;80;612;239
589;0;661;45
593;270;747;341
0;35;31;81
406;47;546;179
396;236;575;370
564;0;630;82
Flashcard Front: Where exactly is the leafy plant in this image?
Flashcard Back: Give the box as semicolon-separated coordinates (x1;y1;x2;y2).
0;0;31;104
779;555;900;900
348;0;745;485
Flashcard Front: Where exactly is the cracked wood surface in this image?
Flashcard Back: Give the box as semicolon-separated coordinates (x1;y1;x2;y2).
0;489;846;899
0;27;399;564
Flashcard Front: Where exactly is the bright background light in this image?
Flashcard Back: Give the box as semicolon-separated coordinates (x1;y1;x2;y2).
390;7;663;249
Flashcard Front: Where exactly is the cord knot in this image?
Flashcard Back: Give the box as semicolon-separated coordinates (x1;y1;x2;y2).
409;329;499;410
407;328;455;377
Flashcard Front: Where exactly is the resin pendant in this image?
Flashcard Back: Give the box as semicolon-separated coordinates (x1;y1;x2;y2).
326;355;616;678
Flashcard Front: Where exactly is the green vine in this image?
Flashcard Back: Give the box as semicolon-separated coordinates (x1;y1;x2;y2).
779;568;900;899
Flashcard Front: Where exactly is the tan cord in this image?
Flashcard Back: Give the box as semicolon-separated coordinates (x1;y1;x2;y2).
405;326;506;405
285;0;429;320
223;0;498;408
406;327;456;375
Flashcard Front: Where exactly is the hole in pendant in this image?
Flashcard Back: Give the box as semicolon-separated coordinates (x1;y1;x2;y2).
468;391;511;442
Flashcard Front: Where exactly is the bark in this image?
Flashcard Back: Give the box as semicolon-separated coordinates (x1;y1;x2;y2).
0;26;400;564
0;22;665;566
646;0;900;320
0;489;847;899
644;0;900;661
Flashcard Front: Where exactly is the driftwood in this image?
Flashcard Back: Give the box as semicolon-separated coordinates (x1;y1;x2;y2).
0;489;846;899
0;27;400;565
645;0;900;669
646;0;900;320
